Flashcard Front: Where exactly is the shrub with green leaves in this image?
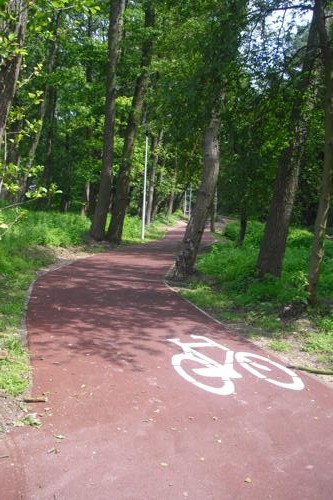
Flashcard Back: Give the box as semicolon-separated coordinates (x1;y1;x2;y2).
223;220;264;246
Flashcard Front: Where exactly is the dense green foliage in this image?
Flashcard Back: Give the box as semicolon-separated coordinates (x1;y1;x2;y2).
0;1;327;226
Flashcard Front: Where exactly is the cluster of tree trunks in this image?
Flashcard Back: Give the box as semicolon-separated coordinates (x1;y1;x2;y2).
107;2;154;244
90;0;126;241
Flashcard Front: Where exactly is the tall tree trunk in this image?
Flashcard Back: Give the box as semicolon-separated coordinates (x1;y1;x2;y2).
237;198;248;247
81;14;94;216
146;130;163;224
0;1;28;150
166;154;178;218
107;2;155;244
173;106;221;278
166;191;175;218
151;166;164;220
42;86;57;189
257;13;319;278
90;0;126;240
308;0;333;303
20;12;60;199
81;181;90;216
88;182;98;217
210;187;218;232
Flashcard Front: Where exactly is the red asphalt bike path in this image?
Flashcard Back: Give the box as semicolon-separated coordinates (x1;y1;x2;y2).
0;223;332;499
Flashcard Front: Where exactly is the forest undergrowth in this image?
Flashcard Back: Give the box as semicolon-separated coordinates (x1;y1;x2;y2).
181;221;333;378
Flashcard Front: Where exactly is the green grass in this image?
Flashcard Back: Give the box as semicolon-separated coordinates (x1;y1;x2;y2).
268;339;291;352
0;209;90;395
121;211;181;244
181;220;333;369
0;208;180;395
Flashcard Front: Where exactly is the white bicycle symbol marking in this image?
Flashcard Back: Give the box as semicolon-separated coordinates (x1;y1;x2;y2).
168;335;304;395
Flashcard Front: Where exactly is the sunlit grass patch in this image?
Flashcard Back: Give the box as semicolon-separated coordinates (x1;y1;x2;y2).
184;220;333;370
268;339;291;352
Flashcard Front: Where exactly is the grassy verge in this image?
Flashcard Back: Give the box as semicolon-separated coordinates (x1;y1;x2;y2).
181;220;333;371
0;208;181;396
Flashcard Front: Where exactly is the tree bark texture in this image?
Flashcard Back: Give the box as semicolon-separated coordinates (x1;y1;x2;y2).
237;198;248;247
166;155;178;218
107;2;154;243
0;1;28;150
173;107;221;279
146;130;163;224
81;15;94;216
308;0;333;303
90;0;126;240
210;187;218;232
41;86;57;189
151;166;164;220
257;13;319;278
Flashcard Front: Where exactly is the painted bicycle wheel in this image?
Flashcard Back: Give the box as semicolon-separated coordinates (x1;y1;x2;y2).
235;352;304;390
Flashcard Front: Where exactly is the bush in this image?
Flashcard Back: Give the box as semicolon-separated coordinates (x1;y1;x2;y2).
203;221;330;305
223;220;264;247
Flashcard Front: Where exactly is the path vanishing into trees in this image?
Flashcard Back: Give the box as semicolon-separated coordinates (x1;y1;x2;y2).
0;223;332;499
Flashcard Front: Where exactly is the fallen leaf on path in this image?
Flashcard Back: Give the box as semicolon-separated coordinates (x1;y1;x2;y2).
23;396;47;403
47;448;60;454
244;477;252;484
54;434;66;440
160;462;169;468
14;414;42;428
13;420;25;427
23;414;42;427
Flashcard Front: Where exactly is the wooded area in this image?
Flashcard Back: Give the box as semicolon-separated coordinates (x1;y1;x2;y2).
0;0;332;304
